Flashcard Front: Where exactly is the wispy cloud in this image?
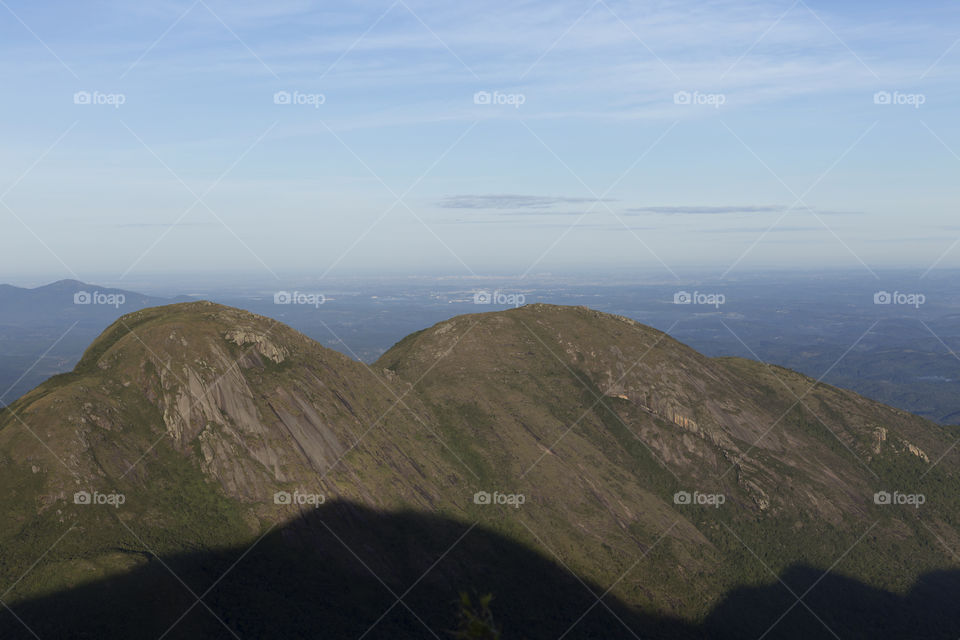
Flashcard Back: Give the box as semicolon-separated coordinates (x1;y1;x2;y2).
113;223;217;228
625;205;864;216
439;194;614;209
626;205;783;215
701;225;820;233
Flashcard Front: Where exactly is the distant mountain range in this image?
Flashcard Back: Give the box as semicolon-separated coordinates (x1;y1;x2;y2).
0;279;185;405
1;302;958;638
0;279;176;320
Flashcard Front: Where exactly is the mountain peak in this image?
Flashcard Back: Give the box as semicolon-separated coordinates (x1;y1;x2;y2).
36;278;89;290
72;300;313;375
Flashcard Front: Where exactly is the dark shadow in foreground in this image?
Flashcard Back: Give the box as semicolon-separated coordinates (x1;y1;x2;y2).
1;501;958;639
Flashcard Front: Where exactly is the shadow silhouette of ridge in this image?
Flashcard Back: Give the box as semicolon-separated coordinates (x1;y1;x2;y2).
2;500;958;639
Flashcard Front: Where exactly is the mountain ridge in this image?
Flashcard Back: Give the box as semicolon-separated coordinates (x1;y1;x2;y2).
1;301;958;637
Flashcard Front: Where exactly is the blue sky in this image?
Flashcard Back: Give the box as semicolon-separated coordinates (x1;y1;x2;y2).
1;0;959;283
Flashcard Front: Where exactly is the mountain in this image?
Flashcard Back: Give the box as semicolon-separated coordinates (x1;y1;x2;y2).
0;279;172;321
0;302;958;638
0;280;181;406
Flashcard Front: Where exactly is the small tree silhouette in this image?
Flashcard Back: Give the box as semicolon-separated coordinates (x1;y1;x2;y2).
451;592;501;640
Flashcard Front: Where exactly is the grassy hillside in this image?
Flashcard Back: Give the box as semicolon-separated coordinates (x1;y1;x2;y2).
1;302;958;637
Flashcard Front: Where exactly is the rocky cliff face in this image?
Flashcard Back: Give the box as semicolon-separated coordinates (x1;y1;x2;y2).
1;302;958;629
